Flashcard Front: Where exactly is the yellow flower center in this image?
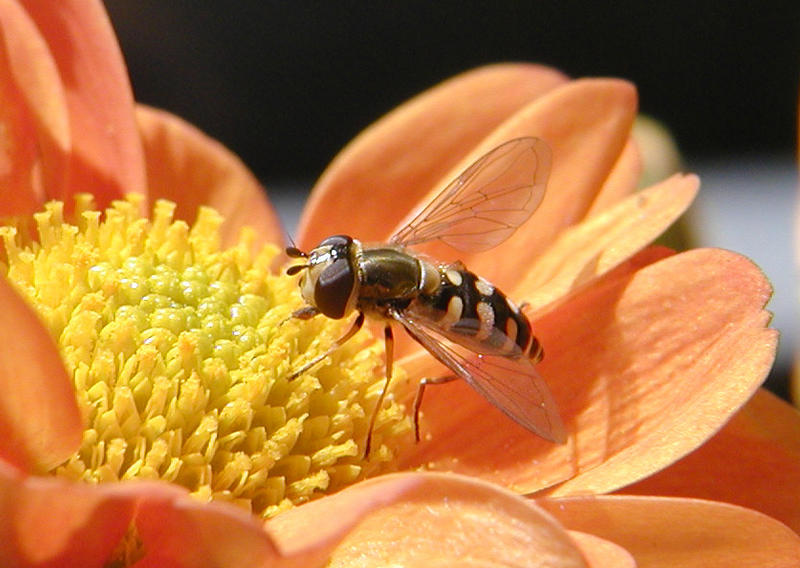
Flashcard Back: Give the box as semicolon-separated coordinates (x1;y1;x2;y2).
1;195;412;519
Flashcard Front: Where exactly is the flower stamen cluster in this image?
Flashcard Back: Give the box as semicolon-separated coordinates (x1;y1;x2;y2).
0;195;412;518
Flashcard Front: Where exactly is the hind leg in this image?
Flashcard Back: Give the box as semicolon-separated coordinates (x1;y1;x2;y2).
412;375;457;442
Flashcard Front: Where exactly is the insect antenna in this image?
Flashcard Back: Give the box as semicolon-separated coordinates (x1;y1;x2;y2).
285;263;308;275
284;231;308;258
285;237;308;275
285;246;307;259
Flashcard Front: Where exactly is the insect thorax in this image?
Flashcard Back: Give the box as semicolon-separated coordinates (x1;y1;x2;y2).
356;246;435;296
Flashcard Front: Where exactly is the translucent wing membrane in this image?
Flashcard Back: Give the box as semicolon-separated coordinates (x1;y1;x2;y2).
390;308;566;444
428;315;526;360
391;137;551;252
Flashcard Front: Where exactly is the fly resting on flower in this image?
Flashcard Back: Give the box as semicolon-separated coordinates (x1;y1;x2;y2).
286;137;566;455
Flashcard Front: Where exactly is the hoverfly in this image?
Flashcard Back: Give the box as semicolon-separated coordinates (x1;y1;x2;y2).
286;137;566;454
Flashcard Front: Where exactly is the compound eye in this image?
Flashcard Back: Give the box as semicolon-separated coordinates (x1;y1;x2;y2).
318;235;353;250
315;257;355;319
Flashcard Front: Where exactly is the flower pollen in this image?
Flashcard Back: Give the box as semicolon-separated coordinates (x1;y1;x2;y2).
1;195;412;518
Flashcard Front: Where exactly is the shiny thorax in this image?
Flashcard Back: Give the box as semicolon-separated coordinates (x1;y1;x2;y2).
356;244;440;307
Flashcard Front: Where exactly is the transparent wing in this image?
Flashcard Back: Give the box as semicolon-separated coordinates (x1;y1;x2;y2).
390;308;566;443
390;137;551;252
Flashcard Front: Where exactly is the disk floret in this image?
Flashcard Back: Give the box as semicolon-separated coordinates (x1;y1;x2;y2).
0;195;412;518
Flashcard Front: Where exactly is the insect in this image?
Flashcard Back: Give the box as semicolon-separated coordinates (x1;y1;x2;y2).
286;137;566;455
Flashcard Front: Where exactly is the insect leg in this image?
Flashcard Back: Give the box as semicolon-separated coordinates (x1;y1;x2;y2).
287;311;365;380
364;324;394;458
291;306;320;320
277;305;320;330
412;375;457;442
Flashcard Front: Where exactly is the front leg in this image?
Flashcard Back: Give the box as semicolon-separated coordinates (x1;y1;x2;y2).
364;324;394;458
287;311;365;380
291;306;320;320
277;305;320;331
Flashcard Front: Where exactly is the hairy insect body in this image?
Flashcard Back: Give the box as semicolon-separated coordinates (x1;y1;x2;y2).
286;137;565;453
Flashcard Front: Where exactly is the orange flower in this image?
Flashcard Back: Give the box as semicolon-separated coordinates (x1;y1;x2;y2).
1;1;799;565
0;0;280;244
298;63;799;529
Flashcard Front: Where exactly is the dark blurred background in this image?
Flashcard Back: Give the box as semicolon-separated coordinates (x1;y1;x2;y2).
104;2;799;180
103;1;800;397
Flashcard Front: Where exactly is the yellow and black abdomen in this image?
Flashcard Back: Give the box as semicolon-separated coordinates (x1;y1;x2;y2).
410;263;542;362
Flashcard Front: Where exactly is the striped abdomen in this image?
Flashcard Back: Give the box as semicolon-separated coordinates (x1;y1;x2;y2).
408;263;543;362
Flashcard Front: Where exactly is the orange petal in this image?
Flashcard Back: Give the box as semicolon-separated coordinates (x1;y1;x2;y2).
134;487;281;567
540;248;776;497
19;0;146;208
0;461;136;567
0;276;81;472
396;247;670;485
0;463;284;568
297;63;568;249
135;104;284;249
269;472;588;568
623;388;800;534
396;78;639;291
516;173;699;310
267;472;433;567
0;0;69;216
568;531;635;568
400;248;776;496
539;495;800;567
586;138;641;216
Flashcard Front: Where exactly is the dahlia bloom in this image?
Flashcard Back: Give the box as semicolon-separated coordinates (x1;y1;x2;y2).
0;1;799;566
